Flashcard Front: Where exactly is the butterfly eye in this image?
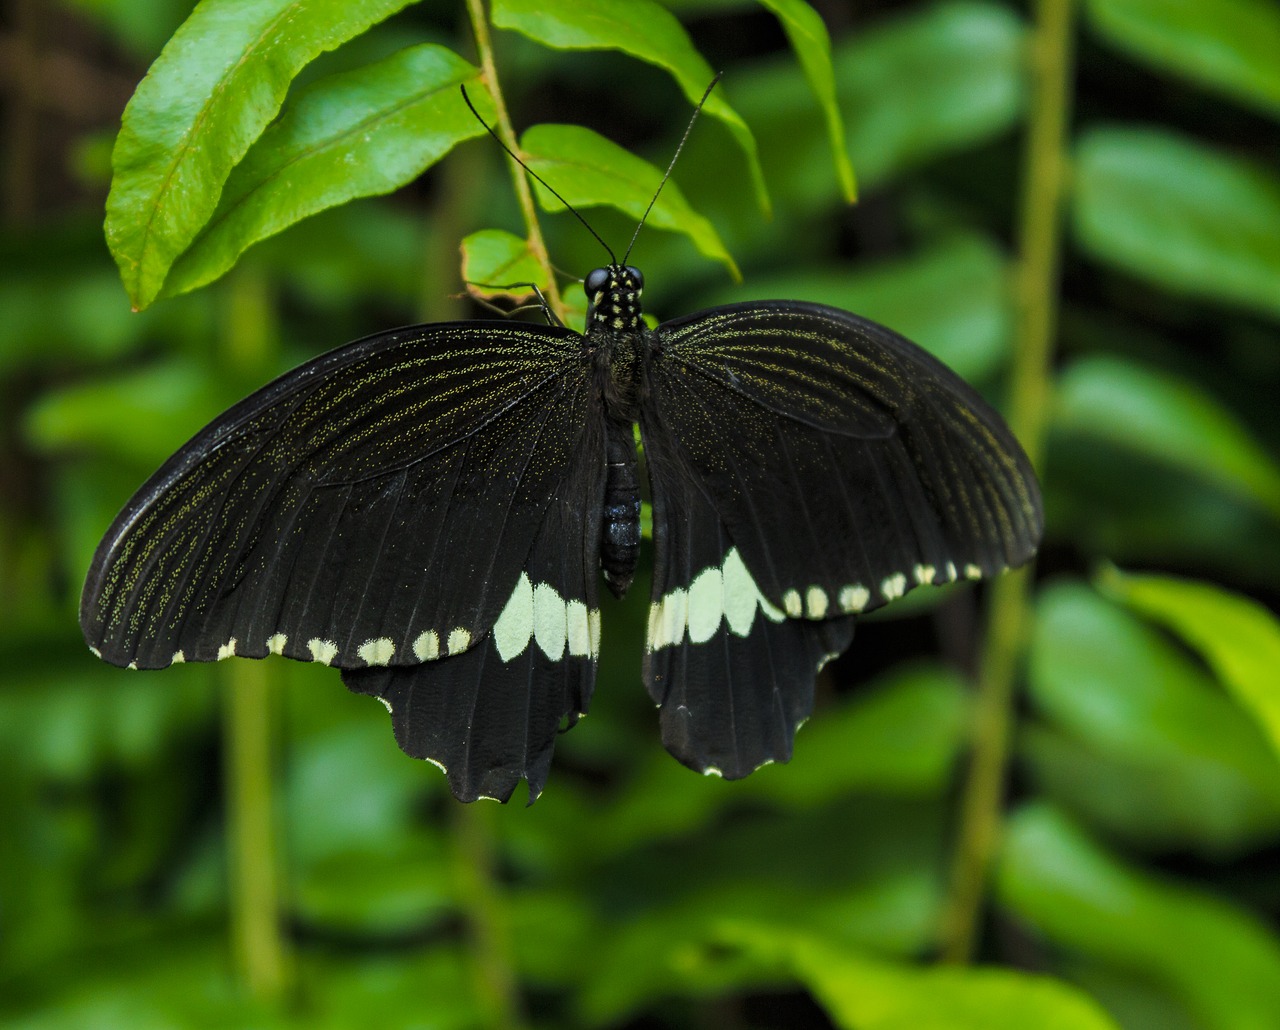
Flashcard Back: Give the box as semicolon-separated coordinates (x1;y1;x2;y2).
624;266;644;290
584;268;611;296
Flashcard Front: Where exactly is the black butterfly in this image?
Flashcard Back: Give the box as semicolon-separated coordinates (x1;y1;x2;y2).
82;85;1041;804
81;258;1041;802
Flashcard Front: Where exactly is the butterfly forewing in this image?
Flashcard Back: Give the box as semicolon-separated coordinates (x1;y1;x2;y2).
81;321;598;676
647;301;1042;620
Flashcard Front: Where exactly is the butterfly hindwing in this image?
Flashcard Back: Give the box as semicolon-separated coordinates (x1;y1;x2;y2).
637;300;1040;774
81;321;597;678
343;421;607;803
641;404;856;778
647;301;1042;620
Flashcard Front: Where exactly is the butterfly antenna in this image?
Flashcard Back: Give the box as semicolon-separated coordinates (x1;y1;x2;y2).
461;85;617;265
621;72;722;267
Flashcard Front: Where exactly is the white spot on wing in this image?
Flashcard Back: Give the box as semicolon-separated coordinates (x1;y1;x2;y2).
171;650;186;664
914;564;936;586
965;563;983;580
881;573;908;600
702;766;724;778
413;630;440;661
686;565;723;643
783;589;803;617
267;633;287;655
217;638;237;661
588;608;602;658
533;582;567;660
375;696;393;714
308;638;338;665
838;584;870;613
946;561;958;582
357;637;395;666
493;572;534;661
446;627;471;655
88;646;102;659
721;548;758;636
566;599;592;657
805;586;828;619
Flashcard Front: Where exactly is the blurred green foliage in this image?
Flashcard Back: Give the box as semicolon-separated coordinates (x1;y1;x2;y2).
3;0;1279;1027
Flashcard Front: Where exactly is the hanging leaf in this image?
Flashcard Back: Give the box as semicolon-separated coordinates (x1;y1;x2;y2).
521;123;740;277
999;805;1280;1030
1099;567;1280;764
1072;127;1280;320
752;0;855;200
106;0;416;310
1085;0;1280;119
1054;354;1280;521
162;44;489;300
491;0;770;214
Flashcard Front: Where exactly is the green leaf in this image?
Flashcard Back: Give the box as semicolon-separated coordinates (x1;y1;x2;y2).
460;229;550;297
1028;581;1280;853
23;359;238;467
521;123;739;278
1085;0;1280;119
1099;568;1280;764
106;0;416;310
162;44;487;300
840;0;1027;188
999;805;1280;1030
1072;127;1280;320
1054;355;1280;521
752;0;855;200
491;0;770;215
701;234;1012;383
709;923;1119;1030
577;799;953;1024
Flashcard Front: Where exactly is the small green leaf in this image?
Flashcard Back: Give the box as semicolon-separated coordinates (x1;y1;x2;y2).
1054;355;1280;521
999;805;1280;1030
163;44;487;299
1100;568;1280;764
521;123;739;278
709;923;1119;1030
753;0;855;200
460;229;549;297
491;0;770;214
106;0;416;310
1072;127;1280;320
1085;0;1280;119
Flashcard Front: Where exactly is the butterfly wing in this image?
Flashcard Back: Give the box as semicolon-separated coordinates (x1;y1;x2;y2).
640;300;1041;776
82;320;606;800
343;428;605;803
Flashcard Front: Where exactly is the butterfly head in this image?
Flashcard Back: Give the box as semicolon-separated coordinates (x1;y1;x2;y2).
584;264;644;333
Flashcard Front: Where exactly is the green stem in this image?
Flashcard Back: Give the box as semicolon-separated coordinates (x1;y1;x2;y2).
452;804;528;1030
938;0;1075;964
221;270;290;1000
465;0;566;322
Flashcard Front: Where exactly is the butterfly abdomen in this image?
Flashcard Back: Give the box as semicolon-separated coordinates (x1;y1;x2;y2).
601;419;641;598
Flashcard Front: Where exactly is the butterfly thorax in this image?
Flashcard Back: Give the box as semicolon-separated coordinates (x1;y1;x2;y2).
585;264;647;599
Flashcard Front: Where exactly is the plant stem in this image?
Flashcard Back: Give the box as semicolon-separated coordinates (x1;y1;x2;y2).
452;803;528;1030
221;270;290;1000
465;0;566;322
938;0;1075;964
